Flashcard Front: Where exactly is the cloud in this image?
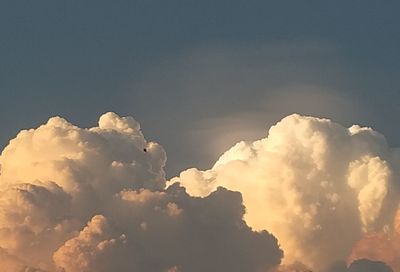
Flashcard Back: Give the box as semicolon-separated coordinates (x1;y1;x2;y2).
172;114;400;271
54;185;282;272
0;247;45;272
0;112;282;272
349;209;400;271
346;259;393;272
276;258;394;272
2;111;400;272
329;259;393;272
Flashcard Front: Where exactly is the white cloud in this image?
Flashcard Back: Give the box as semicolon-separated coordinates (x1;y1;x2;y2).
0;112;282;272
1;111;399;271
172;114;400;271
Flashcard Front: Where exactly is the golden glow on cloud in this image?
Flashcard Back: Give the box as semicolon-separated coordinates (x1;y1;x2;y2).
0;112;398;271
0;112;281;272
172;114;399;271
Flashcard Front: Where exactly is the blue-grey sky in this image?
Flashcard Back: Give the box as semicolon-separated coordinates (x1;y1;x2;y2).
1;0;400;176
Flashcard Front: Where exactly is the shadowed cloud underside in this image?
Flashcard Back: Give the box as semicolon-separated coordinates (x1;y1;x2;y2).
0;112;398;272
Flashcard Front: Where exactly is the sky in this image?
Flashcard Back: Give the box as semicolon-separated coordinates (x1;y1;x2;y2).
2;2;400;272
2;1;400;177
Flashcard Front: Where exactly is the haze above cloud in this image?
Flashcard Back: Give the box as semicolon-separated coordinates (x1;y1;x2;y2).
2;1;400;177
1;2;400;271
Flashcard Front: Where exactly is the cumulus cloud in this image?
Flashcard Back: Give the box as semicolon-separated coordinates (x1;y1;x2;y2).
329;259;393;272
2;111;400;272
54;185;282;272
0;247;45;272
172;114;400;271
349;209;400;271
0;112;282;272
347;259;393;272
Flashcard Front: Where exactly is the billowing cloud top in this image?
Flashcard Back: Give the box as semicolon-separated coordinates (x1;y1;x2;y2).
0;112;398;272
0;112;282;272
172;114;400;271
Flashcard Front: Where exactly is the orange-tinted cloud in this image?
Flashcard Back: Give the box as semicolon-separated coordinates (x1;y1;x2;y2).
1;112;399;271
349;210;400;271
0;112;282;272
172;114;400;271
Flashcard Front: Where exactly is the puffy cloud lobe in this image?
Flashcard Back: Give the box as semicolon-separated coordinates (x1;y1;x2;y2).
0;112;282;271
0;112;166;196
346;259;393;272
329;259;393;272
0;182;76;267
54;185;282;272
172;114;400;271
53;215;130;272
0;112;166;270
